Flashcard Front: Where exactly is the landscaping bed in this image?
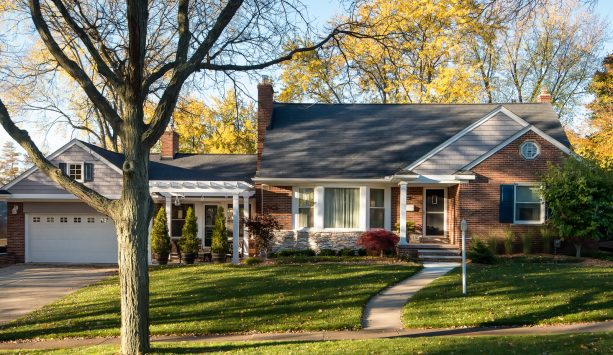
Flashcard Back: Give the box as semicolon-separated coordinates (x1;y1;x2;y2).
0;262;421;341
403;261;612;328
8;333;612;354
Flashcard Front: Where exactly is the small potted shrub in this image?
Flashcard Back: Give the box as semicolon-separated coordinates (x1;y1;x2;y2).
244;213;281;258
179;207;199;264
357;229;399;257
211;207;229;263
151;207;171;265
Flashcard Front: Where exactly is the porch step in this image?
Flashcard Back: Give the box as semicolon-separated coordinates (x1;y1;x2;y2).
419;254;462;261
418;249;461;255
408;243;458;250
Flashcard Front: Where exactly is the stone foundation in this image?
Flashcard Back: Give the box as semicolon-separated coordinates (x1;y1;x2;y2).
270;230;363;252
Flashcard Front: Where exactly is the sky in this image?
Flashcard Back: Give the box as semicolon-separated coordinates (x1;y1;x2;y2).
1;0;612;154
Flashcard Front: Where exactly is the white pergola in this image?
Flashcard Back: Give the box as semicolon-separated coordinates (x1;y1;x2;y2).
150;180;255;264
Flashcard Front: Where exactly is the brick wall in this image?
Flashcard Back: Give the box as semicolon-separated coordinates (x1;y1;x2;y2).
7;202;24;263
460;131;567;244
255;184;292;229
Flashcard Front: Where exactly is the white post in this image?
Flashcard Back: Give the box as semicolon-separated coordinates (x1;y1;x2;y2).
165;195;172;238
232;194;240;264
399;182;408;245
461;218;467;295
243;193;249;257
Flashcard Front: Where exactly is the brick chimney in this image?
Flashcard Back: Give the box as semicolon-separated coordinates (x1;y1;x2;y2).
161;124;179;159
257;76;274;171
537;87;552;103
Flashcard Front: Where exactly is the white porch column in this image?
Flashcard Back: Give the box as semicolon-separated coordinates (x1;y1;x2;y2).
165;195;172;238
243;193;250;257
232;194;240;264
399;182;408;245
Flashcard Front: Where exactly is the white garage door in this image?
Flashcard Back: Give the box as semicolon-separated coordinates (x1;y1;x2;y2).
28;214;117;263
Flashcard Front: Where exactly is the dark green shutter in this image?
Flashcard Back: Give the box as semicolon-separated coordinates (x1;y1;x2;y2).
499;184;514;223
58;163;67;175
84;163;94;182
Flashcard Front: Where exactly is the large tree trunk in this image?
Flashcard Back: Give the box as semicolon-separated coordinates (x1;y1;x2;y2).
113;118;152;354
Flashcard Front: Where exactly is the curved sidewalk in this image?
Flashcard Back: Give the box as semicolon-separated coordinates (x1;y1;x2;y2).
362;262;459;330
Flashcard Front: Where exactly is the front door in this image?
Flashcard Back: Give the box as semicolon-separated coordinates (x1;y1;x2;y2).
424;189;445;237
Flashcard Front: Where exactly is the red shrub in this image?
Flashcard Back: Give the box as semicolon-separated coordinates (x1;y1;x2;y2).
357;229;400;257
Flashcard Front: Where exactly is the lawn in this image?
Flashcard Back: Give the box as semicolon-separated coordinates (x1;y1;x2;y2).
3;333;611;354
403;262;613;328
0;263;420;341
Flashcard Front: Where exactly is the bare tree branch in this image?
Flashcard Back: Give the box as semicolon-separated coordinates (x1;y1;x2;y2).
28;0;122;129
0;98;112;213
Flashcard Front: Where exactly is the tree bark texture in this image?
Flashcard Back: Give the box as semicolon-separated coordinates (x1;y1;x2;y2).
112;125;152;354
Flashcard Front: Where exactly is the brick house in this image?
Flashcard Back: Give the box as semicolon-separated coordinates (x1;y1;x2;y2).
0;78;571;264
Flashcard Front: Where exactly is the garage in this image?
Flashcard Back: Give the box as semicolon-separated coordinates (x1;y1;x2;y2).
27;213;117;263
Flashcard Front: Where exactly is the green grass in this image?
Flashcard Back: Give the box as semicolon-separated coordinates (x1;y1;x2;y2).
0;263;420;341
403;262;613;328
3;333;611;354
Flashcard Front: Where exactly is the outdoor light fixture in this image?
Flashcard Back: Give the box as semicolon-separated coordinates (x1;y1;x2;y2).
174;195;181;206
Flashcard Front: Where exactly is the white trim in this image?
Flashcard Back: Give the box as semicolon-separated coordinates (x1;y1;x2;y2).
67;162;85;182
399;182;408;245
513;183;545;225
24;213;30;263
2;139;122;190
384;187;391;230
423;188;447;238
519;140;541;160
404;106;529;171
253;177;392;184
462;126;571;171
8;193;121;200
359;187;368;230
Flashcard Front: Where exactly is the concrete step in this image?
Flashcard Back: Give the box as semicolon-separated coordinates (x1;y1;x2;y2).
419;255;462;261
418;249;461;255
408;243;459;250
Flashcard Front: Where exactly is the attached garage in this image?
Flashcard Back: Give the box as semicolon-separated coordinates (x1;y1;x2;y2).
26;212;117;264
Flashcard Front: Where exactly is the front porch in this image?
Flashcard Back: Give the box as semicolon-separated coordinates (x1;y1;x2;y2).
150;180;255;264
395;183;462;246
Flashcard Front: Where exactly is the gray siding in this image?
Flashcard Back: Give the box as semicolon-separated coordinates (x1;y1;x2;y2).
8;144;122;195
414;112;524;174
24;202;101;214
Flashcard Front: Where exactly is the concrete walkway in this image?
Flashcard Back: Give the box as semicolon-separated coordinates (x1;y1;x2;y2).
1;321;611;351
362;262;458;330
0;264;115;324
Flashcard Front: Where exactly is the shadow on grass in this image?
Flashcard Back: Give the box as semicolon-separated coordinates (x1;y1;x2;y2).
0;263;419;341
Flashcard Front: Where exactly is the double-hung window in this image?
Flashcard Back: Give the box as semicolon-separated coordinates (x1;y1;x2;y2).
500;184;545;224
297;188;314;228
324;188;359;229
369;188;385;229
515;185;543;223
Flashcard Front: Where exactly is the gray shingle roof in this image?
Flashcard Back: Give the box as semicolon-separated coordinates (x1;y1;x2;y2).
81;141;256;182
258;103;570;179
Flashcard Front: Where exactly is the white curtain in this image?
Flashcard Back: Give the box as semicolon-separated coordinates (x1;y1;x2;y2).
324;188;359;228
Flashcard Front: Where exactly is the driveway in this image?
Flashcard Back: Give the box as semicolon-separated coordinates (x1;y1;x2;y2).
0;264;116;324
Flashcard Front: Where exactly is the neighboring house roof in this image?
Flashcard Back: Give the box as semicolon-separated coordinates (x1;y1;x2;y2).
80;141;256;181
258;103;570;179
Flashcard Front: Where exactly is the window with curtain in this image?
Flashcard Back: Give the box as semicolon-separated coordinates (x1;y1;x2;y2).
515;186;542;222
324;188;359;228
369;188;385;228
298;188;314;228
